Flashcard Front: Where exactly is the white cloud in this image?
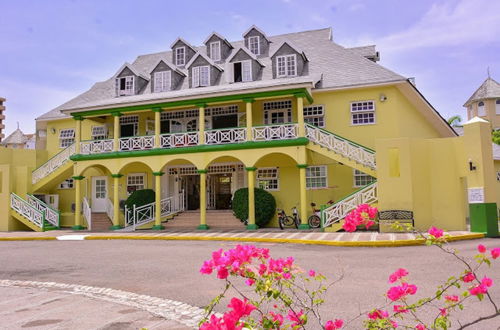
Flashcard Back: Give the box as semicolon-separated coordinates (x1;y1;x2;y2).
377;0;500;52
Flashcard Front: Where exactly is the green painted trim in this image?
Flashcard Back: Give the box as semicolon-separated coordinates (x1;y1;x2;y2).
298;223;311;230
72;176;85;180
110;225;124;230
242;98;255;103
297;164;308;168
152;171;165;176
197;169;208;174
74;116;84;121
70;138;309;161
245;167;257;171
71;225;85;230
111;112;122;117
111;174;123;178
152;107;162;113
195;103;207;108
246;224;258;230
197;224;210;230
469;203;499;238
152;225;165;230
69;88;313;117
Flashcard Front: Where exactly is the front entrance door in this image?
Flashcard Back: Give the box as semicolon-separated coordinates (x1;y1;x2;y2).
92;176;108;212
181;175;200;210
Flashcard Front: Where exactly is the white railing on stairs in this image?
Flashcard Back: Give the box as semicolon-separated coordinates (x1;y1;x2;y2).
252;124;298;141
321;181;378;228
80;139;114;154
32;143;76;184
205;127;246;145
10;193;45;228
305;124;376;170
125;191;185;230
27;194;60;227
105;198;114;222
83;197;92;230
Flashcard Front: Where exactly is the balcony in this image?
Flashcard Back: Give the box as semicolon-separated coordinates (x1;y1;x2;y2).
78;123;301;156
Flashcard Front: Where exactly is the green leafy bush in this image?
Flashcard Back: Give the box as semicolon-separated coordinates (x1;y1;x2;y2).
125;189;155;209
232;188;276;227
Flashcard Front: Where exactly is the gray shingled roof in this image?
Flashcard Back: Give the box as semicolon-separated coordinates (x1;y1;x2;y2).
464;77;500;106
37;27;406;120
1;128;28;145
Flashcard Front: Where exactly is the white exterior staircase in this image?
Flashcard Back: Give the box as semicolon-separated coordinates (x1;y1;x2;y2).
10;193;60;231
31;143;75;192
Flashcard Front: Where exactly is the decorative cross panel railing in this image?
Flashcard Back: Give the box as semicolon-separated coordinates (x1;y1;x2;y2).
205;127;246;145
160;132;199;148
305;124;376;170
32;143;76;184
125;191;185;230
10;193;44;228
321;181;377;228
119;135;155;151
80;139;114;155
83;197;92;231
252;124;298;141
27;194;59;227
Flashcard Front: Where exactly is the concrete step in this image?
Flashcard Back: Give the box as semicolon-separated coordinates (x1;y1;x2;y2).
89;213;113;232
165;210;245;230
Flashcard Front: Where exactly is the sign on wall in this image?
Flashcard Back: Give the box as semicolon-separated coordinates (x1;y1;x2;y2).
468;187;485;204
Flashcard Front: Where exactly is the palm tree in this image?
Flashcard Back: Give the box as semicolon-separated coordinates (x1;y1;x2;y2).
447;115;462;127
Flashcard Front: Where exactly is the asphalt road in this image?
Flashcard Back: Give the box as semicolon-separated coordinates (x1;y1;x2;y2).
0;239;498;329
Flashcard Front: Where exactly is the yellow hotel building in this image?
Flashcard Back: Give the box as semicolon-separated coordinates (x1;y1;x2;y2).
1;27;498;235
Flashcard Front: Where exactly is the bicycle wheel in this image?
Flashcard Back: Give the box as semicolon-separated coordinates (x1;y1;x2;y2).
293;216;299;229
283;216;295;228
308;215;321;228
278;216;285;230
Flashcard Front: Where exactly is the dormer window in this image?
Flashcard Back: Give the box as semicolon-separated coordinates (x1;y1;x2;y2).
116;76;135;96
209;41;221;61
175;47;185;66
248;36;260;55
478;101;486;116
153;71;171;92
276;54;296;77
233;60;252;82
192;65;210;87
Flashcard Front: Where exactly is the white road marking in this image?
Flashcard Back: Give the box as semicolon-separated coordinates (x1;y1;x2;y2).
56;235;89;241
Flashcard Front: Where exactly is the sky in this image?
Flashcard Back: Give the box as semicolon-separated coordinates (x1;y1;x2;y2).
0;0;499;136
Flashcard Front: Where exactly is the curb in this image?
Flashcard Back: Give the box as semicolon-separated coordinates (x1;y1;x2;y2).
0;233;486;246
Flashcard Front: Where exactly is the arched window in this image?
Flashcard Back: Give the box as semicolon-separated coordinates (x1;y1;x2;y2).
496;99;500;115
478;101;486;116
186;119;197;132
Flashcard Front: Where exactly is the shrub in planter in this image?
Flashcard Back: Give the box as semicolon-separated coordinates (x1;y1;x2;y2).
124;189;155;209
232;188;276;227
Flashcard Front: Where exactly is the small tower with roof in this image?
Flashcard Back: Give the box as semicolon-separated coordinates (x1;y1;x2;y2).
463;75;500;129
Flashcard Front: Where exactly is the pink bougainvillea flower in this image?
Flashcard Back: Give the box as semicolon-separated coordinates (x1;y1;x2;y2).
387;282;417;301
481;276;493;287
367;309;389;320
244;278;255;286
287;310;305;327
227;297;256;319
217;266;229;279
388;268;409;283
390;320;398;328
469;284;488;296
268;311;284;326
308;269;316;277
324;319;344;330
462;272;475;283
428;226;444;238
477;244;487;253
393;305;408;313
415;324;427;330
439;308;448;316
491;247;500;259
444;295;459;303
200;260;214;274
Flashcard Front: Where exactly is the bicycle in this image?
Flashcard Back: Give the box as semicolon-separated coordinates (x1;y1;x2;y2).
307;200;334;228
277;207;299;230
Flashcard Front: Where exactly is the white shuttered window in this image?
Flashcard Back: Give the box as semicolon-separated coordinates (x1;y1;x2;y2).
242;60;252;82
154;71;171;92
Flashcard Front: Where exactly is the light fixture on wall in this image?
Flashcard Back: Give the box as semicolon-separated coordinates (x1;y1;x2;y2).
50;127;56;134
468;159;477;171
379;93;387;102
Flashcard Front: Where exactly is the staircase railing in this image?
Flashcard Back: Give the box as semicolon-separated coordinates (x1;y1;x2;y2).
27;194;60;228
32;143;76;184
321;181;378;228
305;124;376;170
83;197;92;230
125;191;185;230
105;198;114;222
10;193;45;229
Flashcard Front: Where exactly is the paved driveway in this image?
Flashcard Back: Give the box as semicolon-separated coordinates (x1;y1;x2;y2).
0;239;498;329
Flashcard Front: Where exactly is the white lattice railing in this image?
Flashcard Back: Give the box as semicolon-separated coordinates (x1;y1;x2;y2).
83;197;92;231
321;181;378;228
125;191;185;230
160;132;199;148
205;127;246;145
10;193;44;228
305;124;376;170
252;124;298;141
27;194;59;227
32;143;76;184
106;198;114;222
80;139;114;155
119;135;155;151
